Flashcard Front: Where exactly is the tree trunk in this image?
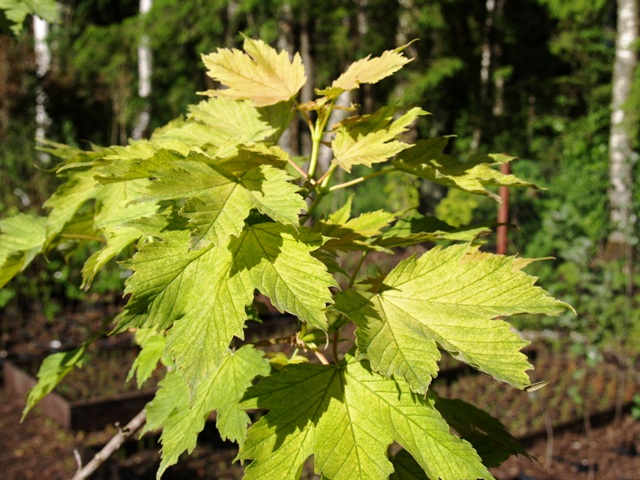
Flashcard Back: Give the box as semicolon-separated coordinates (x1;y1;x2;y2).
608;0;638;249
471;0;497;150
33;15;51;164
299;10;313;157
277;1;297;156
132;0;153;140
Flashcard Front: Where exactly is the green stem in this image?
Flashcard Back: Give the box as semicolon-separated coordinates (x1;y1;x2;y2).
60;233;107;243
304;190;327;220
349;251;369;288
328;167;397;192
317;164;338;189
288;157;308;179
307;100;336;180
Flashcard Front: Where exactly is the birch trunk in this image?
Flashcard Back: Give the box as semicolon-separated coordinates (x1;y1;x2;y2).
608;0;638;248
132;0;153;140
33;15;51;164
471;0;496;150
277;1;296;156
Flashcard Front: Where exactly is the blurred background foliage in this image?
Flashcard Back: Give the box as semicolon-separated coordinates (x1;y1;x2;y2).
0;0;639;355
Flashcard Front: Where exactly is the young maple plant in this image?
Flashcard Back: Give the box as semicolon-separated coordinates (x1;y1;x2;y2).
0;38;571;479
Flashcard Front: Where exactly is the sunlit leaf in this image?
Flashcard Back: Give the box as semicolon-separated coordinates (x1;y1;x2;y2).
336;244;570;393
238;357;493;480
201;37;306;107
333;107;426;172
317;43;414;99
394;138;539;201
145;346;270;478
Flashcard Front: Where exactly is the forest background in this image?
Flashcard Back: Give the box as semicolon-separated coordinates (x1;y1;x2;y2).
1;0;639;364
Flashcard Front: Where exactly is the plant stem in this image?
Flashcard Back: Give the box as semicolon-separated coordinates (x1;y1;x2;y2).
304;190;327;220
71;409;147;480
250;335;296;348
307;100;335;180
328;167;397;192
332;331;340;364
314;350;330;365
350;251;369;288
287;157;308;180
59;233;107;243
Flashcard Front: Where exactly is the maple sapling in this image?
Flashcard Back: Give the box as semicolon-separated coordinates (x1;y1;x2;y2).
0;37;571;479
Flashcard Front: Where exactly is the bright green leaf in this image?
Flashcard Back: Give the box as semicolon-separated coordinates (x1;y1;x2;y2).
336;244;570;393
144;346;270;478
0;214;47;288
127;329;167;388
22;346;86;419
233;223;337;329
0;0;58;34
44;168;101;245
238;358;493;480
394;138;539;201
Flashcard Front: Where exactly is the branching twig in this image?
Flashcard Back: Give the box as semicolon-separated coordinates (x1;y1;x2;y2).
71;409;147;480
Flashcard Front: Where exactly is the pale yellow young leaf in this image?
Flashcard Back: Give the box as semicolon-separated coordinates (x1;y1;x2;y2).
317;44;414;98
200;37;306;107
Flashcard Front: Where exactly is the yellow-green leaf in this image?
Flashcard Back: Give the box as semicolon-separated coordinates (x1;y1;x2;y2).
333;107;426;172
317;43;414;99
201;37;306;107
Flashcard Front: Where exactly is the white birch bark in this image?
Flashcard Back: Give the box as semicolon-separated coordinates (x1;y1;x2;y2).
317;91;351;175
132;0;152;140
608;0;638;246
33;15;51;164
471;0;496;150
277;1;296;155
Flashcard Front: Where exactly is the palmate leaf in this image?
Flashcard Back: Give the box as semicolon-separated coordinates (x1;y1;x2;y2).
336;244;570;394
317;43;414;99
238;357;492;480
154;98;280;158
0;214;46;288
101;148;301;249
144;345;270;479
232;223;338;330
118;222;335;393
119;232;254;393
181;162;306;248
201;37;306;107
394;138;538;201
0;0;58;34
22;346;86;419
332;107;426;172
434;396;530;468
314;195;396;253
375;211;490;249
127;151;304;249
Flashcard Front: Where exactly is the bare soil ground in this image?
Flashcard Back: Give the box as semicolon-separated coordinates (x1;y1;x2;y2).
1;307;639;479
1;378;639;479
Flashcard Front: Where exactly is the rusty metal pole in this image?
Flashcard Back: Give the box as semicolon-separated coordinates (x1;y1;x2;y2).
496;162;510;255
